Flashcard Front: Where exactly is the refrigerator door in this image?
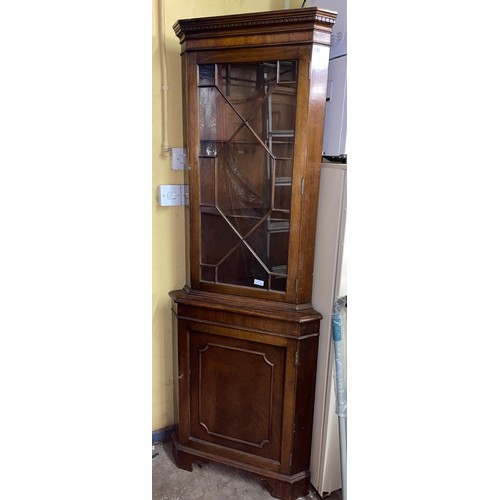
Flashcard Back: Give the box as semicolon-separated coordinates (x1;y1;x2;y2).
310;163;346;497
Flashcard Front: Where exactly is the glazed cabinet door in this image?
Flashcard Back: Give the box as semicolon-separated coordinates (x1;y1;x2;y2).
196;60;297;296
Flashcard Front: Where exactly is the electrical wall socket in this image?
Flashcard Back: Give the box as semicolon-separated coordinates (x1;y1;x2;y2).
157;185;189;206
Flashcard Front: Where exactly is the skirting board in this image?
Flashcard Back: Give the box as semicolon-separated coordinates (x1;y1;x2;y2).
152;426;174;445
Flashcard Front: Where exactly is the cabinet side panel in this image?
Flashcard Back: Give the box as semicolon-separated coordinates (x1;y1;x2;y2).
171;308;180;430
291;334;319;474
295;43;331;304
176;318;191;444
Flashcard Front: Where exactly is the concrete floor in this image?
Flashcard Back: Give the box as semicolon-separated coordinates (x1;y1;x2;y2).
152;440;340;500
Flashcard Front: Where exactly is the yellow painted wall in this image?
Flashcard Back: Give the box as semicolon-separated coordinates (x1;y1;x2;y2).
152;0;304;432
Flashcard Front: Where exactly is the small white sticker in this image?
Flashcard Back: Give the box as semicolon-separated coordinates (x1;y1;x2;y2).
254;279;264;287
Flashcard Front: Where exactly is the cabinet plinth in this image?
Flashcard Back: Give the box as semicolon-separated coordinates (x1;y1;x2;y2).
169;8;335;500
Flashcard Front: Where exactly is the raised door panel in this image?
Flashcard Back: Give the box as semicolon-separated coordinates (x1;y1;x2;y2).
188;327;286;464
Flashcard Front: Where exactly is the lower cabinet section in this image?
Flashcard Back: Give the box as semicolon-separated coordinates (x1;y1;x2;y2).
170;288;321;500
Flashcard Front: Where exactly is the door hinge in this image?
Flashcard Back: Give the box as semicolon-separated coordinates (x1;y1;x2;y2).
295;351;299;366
301;177;305;195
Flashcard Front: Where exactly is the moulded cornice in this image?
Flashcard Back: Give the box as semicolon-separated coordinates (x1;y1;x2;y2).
173;7;336;41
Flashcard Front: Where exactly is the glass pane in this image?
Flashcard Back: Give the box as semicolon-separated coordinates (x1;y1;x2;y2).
219;63;276;103
201;265;216;282
244;104;267;147
216;138;271;222
274;159;293;211
200;157;215;205
268;230;289;271
217;242;269;289
262;62;278;87
225;215;262;243
277;60;297;83
197;60;298;293
201;210;240;266
270;84;296;130
246;224;270;272
268;84;296;158
244;220;289;284
199;87;242;157
270;275;287;292
199;64;215;86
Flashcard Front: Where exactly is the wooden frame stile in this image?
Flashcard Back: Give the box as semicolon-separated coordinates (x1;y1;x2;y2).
185;50;199;291
294;41;331;305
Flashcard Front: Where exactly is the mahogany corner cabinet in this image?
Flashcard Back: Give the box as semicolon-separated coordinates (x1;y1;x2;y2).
169;8;336;500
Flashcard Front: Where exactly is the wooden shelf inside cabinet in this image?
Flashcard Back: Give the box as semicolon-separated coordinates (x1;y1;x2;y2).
170;7;336;500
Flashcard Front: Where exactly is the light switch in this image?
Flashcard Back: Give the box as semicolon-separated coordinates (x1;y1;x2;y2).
171;148;187;170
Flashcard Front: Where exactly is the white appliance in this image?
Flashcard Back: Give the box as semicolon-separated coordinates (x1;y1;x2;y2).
304;0;347;157
310;162;347;497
